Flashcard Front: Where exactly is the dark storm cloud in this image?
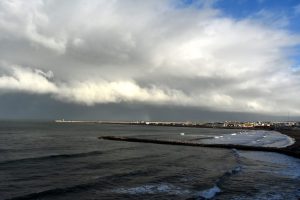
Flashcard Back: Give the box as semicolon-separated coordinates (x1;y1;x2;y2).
0;93;293;122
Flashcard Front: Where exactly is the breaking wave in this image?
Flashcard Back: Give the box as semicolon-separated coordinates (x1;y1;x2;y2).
201;130;295;148
6;169;159;200
114;150;243;200
114;183;191;195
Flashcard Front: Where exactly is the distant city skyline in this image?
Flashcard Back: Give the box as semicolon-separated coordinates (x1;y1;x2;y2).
0;0;300;120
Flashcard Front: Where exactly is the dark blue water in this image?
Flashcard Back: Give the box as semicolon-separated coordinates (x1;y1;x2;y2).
0;122;299;200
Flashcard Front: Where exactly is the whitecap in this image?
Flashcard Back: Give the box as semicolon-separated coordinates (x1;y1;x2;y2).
114;183;190;195
196;185;221;199
201;130;295;148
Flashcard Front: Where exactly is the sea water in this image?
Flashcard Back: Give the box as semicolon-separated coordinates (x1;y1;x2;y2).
0;122;299;200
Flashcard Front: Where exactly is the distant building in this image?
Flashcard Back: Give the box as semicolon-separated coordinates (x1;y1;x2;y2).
241;122;254;128
224;121;241;128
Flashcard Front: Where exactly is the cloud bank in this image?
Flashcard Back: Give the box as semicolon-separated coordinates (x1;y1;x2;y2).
0;0;300;116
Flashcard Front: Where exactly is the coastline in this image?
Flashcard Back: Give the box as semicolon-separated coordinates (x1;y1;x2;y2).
55;120;300;158
98;126;300;159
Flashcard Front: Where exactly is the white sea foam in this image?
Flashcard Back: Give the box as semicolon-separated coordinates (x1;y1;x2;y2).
114;183;222;199
201;130;295;148
114;183;190;195
231;165;242;174
195;185;221;199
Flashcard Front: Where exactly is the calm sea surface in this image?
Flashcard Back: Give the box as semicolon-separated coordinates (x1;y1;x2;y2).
0;122;299;200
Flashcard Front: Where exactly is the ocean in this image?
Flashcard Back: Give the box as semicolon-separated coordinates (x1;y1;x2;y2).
0;121;299;200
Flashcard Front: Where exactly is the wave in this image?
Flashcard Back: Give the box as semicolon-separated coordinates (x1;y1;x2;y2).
199;166;241;200
0;148;10;153
195;185;221;199
114;183;191;196
194;167;241;200
114;157;243;200
201;130;295;148
0;150;104;166
0;145;140;166
114;183;222;200
6;169;158;200
6;181;97;200
24;149;239;200
193;149;243;199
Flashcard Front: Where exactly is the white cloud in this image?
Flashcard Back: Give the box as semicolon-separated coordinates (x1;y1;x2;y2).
55;81;186;106
0;64;57;94
0;0;300;116
1;64;300;115
0;64;190;106
295;4;300;15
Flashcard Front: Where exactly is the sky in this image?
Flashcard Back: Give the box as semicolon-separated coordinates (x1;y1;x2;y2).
0;0;300;121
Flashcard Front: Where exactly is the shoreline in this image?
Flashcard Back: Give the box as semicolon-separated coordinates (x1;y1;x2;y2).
55;120;300;158
98;135;300;159
97;126;300;159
